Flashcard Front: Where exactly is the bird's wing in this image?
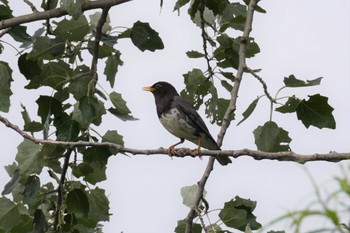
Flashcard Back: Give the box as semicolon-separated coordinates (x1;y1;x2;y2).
173;96;220;149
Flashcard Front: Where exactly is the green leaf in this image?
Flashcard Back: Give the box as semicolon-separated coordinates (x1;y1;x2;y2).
16;140;43;175
253;121;291;152
237;97;259;126
205;0;230;16
18;53;42;89
87;188;110;223
53;15;89;41
22;175;40;204
0;61;13;112
275;97;301;113
173;0;190;12
174;219;202;233
90;11;112;33
8;26;31;44
109;92;137;121
1;169;20;195
219;196;262;231
296;94;336;129
40;60;72;90
102;130;124;153
33;209;48;233
221;80;233;92
180;184;206;208
28;36;65;60
283;75;323;87
36;95;63;124
181;68;211;109
186;50;205;58
0;197;21;231
104;51;123;88
205;95;231;126
78;96;106;124
66;189;90;217
130;21;164;52
56;118;80;141
61;0;86;19
73;147;111;185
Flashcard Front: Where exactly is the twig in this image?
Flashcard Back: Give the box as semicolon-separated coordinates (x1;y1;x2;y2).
90;7;110;81
23;0;38;12
53;148;73;231
0;28;12;38
1;114;349;164
199;0;214;78
245;66;276;103
0;0;132;30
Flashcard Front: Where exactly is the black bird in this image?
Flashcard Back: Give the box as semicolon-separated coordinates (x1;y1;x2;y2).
143;81;232;166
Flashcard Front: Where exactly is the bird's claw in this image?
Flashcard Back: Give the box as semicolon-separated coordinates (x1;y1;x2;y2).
191;147;202;160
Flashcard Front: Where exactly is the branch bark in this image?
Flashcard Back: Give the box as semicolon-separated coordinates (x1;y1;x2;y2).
1;113;349;164
0;0;131;30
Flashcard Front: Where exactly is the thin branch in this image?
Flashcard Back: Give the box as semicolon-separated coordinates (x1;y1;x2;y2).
0;0;132;30
53;148;73;231
90;7;110;82
0;114;349;164
245;66;276;103
23;0;38;12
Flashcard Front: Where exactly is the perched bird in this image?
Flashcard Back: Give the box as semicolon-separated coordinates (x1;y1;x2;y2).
143;81;232;166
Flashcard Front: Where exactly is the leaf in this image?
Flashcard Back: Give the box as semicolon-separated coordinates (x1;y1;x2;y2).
283;75;323;87
40;60;72;90
205;0;229;16
109;92;138;121
0;197;21;231
53;15;89;41
36;95;63;124
104;51;123;88
55;118;80;141
18;53;42;89
66;189;90;217
8;26;31;45
33;209;48;233
174;219;202;233
296;94;336;129
16;140;43;175
22;175;40;204
61;0;86;19
173;0;190;12
86;188;110;223
180;184;206;208
205;95;231;126
2;169;20;195
28;36;65;60
237;97;259;125
253;121;291;152
130;21;164;52
89;11;112;33
0;61;13;112
219;196;262;231
73;147;111;185
102;130;124;152
78;96;106;124
275;97;301;113
180;68;211;109
186;50;205;58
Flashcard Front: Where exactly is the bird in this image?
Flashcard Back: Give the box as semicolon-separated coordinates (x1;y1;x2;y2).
143;81;232;166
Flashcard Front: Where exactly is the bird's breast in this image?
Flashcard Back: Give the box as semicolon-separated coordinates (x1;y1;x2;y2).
159;108;198;141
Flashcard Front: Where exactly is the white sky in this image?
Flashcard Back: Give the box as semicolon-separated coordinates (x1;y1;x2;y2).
0;0;349;232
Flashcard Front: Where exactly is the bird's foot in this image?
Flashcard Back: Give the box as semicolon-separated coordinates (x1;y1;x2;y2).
191;147;202;160
167;146;176;158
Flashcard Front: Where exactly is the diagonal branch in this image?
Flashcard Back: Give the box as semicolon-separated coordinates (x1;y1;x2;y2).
0;0;131;30
0;113;349;164
245;66;275;103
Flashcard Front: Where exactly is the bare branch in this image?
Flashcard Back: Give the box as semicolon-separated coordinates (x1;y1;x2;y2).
0;114;349;164
0;0;131;30
23;0;38;12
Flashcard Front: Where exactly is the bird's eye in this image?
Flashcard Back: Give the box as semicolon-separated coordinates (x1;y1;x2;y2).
155;84;162;89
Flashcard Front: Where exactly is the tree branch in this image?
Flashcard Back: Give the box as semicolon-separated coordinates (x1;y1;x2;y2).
245;66;275;103
0;0;131;30
0;114;349;164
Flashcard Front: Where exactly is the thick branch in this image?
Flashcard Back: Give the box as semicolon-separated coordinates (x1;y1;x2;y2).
0;0;131;30
0;114;349;164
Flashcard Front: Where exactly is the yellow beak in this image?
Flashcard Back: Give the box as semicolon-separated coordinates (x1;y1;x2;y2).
143;86;155;92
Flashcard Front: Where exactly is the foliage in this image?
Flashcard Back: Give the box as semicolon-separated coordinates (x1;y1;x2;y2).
0;0;340;232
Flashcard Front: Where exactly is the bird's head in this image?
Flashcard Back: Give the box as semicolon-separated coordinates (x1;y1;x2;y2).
143;81;179;98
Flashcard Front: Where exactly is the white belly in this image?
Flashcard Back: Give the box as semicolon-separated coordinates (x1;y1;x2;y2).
159;108;197;141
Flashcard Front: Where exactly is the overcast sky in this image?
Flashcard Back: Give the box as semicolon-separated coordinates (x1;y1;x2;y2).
0;0;349;232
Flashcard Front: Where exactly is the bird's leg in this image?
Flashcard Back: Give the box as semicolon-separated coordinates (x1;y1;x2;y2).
168;138;185;157
192;137;202;160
